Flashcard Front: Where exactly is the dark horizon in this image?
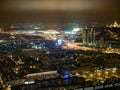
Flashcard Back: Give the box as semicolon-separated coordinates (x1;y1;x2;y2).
0;0;119;24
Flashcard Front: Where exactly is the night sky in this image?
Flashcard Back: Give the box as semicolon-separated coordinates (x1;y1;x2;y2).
0;0;119;24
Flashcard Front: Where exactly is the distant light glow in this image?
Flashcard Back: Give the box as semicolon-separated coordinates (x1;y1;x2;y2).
25;81;35;85
44;30;59;34
72;28;80;32
96;32;101;35
112;68;117;70
76;72;79;76
63;71;70;79
34;27;40;29
64;31;73;34
28;30;35;34
57;38;62;45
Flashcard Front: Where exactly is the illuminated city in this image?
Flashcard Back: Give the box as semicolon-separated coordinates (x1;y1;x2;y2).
0;0;120;90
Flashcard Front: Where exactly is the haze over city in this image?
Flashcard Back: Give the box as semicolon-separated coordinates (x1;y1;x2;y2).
0;0;119;24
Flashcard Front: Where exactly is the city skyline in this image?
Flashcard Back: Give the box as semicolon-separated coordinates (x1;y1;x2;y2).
0;1;120;90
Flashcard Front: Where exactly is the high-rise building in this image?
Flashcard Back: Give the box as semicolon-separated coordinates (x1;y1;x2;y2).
82;28;96;46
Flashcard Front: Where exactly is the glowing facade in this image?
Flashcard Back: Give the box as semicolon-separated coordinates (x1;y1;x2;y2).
106;21;120;28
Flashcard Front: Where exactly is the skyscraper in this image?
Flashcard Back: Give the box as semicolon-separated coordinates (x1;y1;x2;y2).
83;28;95;46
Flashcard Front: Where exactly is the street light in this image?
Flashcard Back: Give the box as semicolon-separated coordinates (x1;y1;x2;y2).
105;71;109;75
90;73;94;78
